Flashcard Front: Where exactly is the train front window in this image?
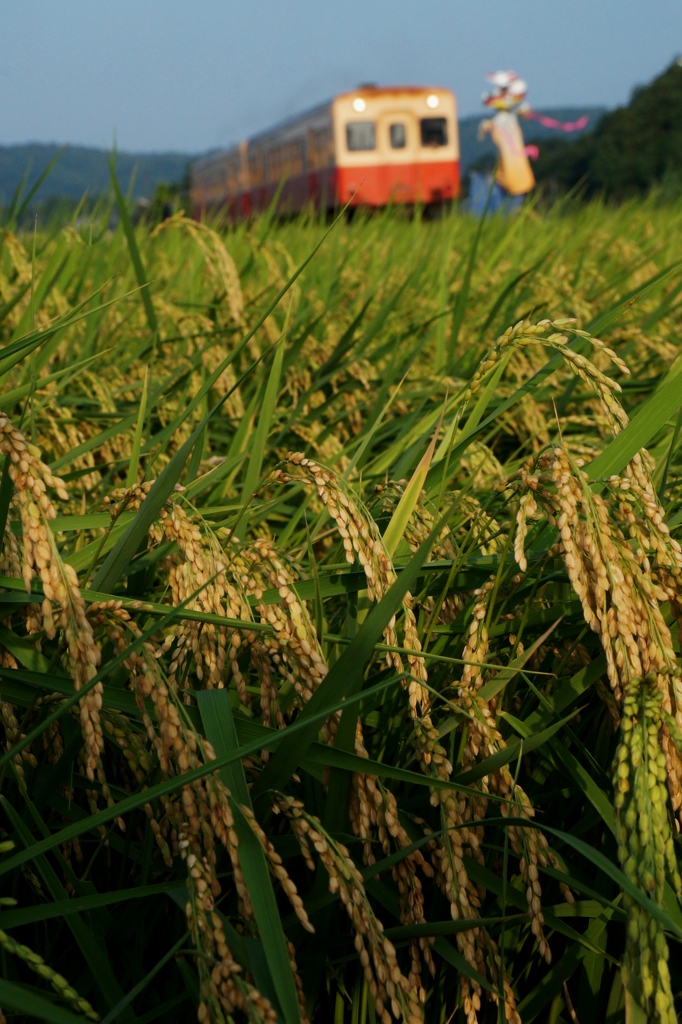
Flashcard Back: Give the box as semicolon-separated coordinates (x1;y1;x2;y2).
389;123;406;149
420;117;448;147
346;121;376;151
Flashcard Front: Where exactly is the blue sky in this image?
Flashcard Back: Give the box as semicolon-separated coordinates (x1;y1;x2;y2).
2;1;680;153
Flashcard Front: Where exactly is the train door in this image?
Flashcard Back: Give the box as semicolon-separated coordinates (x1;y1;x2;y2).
376;109;420;203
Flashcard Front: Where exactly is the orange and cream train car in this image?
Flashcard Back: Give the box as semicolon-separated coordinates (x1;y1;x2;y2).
190;86;460;220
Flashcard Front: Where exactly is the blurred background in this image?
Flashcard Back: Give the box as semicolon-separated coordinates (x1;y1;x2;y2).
2;0;682;218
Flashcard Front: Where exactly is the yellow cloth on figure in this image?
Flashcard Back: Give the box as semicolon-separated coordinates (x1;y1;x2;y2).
490;111;535;196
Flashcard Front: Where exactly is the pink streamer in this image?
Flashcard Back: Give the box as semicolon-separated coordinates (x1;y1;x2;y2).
524;110;589;133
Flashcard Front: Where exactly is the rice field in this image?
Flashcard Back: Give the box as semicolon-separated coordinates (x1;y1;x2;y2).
1;188;682;1024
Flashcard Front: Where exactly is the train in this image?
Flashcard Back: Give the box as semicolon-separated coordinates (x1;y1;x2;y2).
190;85;460;220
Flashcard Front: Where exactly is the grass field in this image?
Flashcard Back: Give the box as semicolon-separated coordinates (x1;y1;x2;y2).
1;189;682;1024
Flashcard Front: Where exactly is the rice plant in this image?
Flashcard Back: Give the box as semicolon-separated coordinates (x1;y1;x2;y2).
1;187;682;1024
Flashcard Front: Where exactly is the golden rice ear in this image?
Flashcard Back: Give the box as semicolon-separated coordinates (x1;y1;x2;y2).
152;213;244;327
0;413;104;780
7;186;682;1024
272;454;429;708
516;445;682;1015
462;318;632;444
349;741;436;997
283;800;423;1024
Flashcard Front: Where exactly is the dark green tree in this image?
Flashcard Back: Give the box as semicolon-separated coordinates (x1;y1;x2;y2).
534;59;682;199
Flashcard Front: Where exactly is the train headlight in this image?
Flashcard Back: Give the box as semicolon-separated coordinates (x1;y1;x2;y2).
353;98;366;112
426;94;439;109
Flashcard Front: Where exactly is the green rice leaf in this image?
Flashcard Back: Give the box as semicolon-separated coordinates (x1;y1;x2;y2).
1;795;132;1017
587;365;682;479
250;524;442;801
235;318;287;541
109;158;159;337
0;979;97;1024
382;409;441;557
126;365;148;488
197;688;301;1024
99;933;188;1024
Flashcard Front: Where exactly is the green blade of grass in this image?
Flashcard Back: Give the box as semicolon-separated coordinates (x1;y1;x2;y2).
432;347;513;469
198;689;301;1024
0;350;106;411
587;365;682;480
109;158;159;337
91;358;256;592
143;210;347;466
11;148;65;227
0;279;125;379
1;795;133;1018
382;409;441;557
50;412;138;471
448;199;488;362
125;365;148;488
0;979;99;1024
235;317;287;542
251;524;442;801
492;816;682;941
0;880;182;928
99;933;189;1024
450;708;580;786
0;673;449;878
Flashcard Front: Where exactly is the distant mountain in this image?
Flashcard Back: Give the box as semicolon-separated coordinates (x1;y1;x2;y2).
533;62;682;198
0;107;603;208
0;143;192;206
458;107;605;175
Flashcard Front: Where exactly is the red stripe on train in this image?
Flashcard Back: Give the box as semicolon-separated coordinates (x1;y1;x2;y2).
191;161;459;220
192;168;338;221
336;161;460;206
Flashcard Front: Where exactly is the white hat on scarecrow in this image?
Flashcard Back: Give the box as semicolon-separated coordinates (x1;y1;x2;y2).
482;71;528;110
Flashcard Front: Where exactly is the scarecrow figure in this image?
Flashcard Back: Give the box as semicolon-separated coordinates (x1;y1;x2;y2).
470;71;588;214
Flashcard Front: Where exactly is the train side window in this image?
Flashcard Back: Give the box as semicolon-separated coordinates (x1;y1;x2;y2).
389;123;406;149
420;118;448;147
346;121;376;151
308;127;331;170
